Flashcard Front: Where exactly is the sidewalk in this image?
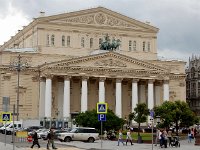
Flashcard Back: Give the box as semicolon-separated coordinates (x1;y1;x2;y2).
0;139;199;150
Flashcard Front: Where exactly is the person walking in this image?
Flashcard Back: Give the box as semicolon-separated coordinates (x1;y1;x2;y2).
167;129;172;147
117;129;125;146
126;129;133;145
155;128;160;146
30;130;40;149
47;128;57;149
188;128;192;143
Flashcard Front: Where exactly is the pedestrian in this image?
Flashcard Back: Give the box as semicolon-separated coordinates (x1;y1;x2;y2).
167;129;172;147
47;128;57;149
117;129;125;146
103;130;107;140
126;129;133;145
30;130;40;149
188;128;192;143
155;128;160;146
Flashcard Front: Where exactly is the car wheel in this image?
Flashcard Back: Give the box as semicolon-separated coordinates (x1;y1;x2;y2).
64;137;71;142
88;137;95;143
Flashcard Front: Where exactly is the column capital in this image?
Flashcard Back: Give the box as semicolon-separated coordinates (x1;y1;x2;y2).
44;74;54;79
116;78;123;83
148;79;155;84
163;80;169;84
132;78;139;83
82;76;89;81
39;77;46;82
99;77;106;82
64;75;71;80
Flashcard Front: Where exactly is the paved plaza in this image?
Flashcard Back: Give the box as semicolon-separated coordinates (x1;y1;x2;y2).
0;138;199;150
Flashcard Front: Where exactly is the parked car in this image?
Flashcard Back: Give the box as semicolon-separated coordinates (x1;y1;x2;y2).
57;127;99;143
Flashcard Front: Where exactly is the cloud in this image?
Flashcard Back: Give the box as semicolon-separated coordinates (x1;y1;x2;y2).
0;0;199;62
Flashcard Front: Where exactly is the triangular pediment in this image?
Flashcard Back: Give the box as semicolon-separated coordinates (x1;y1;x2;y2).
38;7;158;32
45;51;168;73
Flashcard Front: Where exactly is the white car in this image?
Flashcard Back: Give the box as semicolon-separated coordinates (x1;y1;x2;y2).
57;127;99;143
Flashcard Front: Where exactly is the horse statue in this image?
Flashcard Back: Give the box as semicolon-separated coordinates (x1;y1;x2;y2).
100;34;121;51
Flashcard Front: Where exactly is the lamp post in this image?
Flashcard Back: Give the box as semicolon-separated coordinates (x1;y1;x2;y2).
11;54;28;121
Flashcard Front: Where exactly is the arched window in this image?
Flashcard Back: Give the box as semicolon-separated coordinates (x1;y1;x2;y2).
81;37;85;48
67;36;70;47
90;38;93;48
51;35;55;46
62;35;65;46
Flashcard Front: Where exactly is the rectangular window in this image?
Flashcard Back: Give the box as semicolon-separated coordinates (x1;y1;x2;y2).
62;35;65;46
46;34;50;46
81;37;85;48
67;36;70;47
129;40;132;51
90;38;93;48
99;38;102;45
133;41;136;51
51;35;55;46
147;41;150;51
143;41;146;51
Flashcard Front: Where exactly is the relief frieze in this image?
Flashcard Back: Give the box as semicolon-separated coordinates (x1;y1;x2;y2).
94;59;127;67
53;13;141;29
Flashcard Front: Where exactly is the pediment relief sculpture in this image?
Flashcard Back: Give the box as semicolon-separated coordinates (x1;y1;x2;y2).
94;59;127;67
50;12;142;30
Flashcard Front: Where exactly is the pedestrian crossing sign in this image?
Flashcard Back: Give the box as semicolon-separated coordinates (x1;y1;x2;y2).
0;112;12;123
97;102;107;114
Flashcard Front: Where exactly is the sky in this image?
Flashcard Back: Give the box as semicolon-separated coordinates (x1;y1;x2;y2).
0;0;200;63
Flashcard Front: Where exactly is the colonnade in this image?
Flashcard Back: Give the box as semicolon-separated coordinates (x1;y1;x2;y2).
39;76;169;119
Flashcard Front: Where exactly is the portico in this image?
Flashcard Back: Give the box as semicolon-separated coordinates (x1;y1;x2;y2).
39;71;169;120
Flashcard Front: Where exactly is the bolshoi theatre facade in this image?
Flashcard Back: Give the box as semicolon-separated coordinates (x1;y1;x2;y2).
0;7;186;125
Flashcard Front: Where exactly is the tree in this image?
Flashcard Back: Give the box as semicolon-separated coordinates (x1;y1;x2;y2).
129;103;149;137
75;109;125;132
154;100;198;135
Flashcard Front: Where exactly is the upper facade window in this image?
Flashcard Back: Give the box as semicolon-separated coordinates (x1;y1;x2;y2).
67;36;70;47
62;35;65;46
99;38;102;46
129;40;132;51
129;40;136;51
90;38;93;48
81;37;85;48
46;34;50;46
143;41;151;52
51;35;55;46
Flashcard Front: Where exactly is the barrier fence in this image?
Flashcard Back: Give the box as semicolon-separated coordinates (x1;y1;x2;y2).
13;131;32;143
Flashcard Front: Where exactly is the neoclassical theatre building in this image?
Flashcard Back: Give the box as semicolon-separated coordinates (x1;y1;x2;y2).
0;7;186;126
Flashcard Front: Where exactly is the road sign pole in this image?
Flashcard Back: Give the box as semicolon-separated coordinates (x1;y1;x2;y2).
101;121;103;149
12;104;15;150
5;119;7;146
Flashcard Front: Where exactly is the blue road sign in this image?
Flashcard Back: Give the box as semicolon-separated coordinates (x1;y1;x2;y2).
98;114;106;121
2;113;11;121
150;110;154;118
97;103;107;114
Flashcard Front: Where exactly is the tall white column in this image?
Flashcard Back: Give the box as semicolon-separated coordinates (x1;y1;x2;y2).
116;78;122;118
99;77;106;103
45;75;53;118
163;80;169;101
132;79;139;112
63;76;71;118
39;77;46;119
148;79;154;110
81;76;88;112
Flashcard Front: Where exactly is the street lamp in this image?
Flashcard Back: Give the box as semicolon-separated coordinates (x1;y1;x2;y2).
10;54;28;121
